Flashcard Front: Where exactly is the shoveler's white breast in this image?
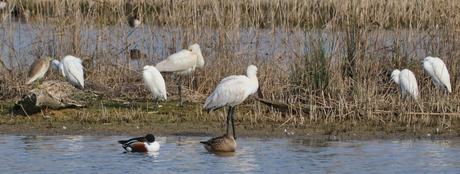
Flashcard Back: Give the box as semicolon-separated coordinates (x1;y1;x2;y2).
146;141;160;152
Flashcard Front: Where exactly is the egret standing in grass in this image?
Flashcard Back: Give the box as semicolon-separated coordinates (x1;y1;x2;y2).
388;69;419;100
156;43;205;107
140;65;166;112
421;56;452;93
51;55;84;88
26;57;53;89
204;65;259;139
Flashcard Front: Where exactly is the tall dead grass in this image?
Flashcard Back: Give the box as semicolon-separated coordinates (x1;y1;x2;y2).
0;0;459;128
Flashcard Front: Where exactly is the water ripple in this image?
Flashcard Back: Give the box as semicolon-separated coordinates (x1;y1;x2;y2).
0;135;459;173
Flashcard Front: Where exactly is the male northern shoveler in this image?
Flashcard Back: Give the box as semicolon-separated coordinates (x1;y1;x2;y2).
128;13;141;28
200;134;237;152
118;134;160;152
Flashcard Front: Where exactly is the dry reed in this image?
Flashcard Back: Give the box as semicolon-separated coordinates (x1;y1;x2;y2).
0;0;459;129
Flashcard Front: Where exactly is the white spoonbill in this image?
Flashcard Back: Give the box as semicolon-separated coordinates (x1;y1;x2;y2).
139;65;167;112
388;69;419;100
26;57;53;89
52;55;84;88
204;65;259;139
156;43;205;107
421;56;452;93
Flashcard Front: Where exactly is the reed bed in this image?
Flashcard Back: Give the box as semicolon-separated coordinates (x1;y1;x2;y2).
0;0;459;130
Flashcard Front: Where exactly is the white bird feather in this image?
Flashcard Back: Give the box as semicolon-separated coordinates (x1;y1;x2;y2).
143;65;167;102
389;69;419;99
155;43;205;107
203;65;259;139
53;55;84;88
204;65;259;112
422;56;451;93
156;43;205;76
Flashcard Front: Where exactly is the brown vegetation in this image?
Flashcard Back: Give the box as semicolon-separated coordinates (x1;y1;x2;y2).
0;0;460;135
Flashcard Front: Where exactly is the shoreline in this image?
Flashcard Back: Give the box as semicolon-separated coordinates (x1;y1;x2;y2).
1;100;459;140
1;119;458;141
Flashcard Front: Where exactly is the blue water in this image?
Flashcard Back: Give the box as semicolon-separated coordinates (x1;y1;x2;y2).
0;135;459;173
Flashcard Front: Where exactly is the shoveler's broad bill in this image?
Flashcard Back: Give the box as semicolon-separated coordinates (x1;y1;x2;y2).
118;134;160;152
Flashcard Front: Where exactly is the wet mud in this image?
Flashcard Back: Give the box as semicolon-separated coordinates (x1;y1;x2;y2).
0;100;459;140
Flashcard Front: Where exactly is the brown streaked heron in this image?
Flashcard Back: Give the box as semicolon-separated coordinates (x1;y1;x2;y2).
26;57;53;89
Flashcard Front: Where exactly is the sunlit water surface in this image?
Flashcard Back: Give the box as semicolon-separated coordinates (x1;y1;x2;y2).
0;135;459;173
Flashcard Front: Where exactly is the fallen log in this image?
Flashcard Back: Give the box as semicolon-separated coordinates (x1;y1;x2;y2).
12;80;103;115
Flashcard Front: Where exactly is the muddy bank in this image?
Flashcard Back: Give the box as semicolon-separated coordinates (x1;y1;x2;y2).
0;120;458;140
0;100;459;140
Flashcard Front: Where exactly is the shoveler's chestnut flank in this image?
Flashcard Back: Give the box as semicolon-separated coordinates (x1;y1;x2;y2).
200;134;237;152
118;134;160;152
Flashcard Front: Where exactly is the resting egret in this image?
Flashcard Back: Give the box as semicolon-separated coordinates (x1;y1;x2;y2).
26;57;53;89
118;134;160;152
156;43;205;107
421;56;452;93
388;69;419;100
139;65;167;112
200;134;237;152
204;65;259;139
128;13;141;28
52;55;84;88
51;60;65;77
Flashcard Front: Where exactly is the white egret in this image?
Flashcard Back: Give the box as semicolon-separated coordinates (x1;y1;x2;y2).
421;56;452;93
52;55;84;88
26;57;53;89
51;60;65;77
128;13;141;28
203;65;259;139
139;65;167;112
388;69;419;100
200;134;237;152
156;43;205;107
118;134;160;152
